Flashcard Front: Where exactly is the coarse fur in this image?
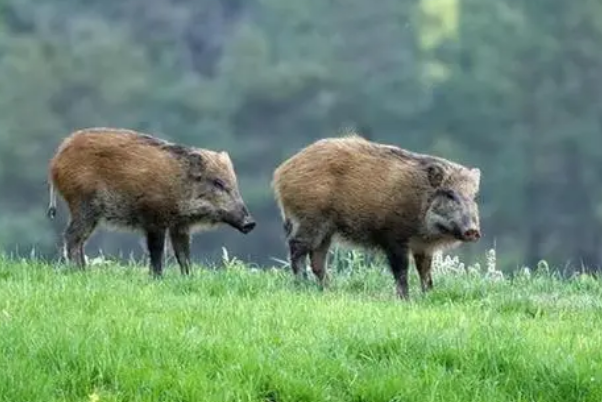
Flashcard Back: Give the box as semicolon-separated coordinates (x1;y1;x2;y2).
272;133;481;299
47;127;256;276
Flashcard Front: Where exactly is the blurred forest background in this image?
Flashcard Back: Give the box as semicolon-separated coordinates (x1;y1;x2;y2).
1;0;601;273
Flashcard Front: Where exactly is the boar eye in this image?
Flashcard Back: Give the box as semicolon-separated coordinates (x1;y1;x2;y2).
441;189;459;202
212;178;226;191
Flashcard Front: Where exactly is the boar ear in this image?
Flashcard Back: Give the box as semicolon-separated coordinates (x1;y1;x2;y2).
425;163;445;188
187;153;205;180
161;144;206;180
470;167;481;187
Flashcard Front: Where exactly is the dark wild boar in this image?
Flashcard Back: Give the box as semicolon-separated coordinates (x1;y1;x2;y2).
47;127;256;276
272;134;481;299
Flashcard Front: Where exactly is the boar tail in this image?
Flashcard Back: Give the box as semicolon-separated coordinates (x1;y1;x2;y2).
47;181;57;219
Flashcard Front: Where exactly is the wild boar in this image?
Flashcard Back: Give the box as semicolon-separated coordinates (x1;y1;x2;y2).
272;133;481;299
47;127;256;276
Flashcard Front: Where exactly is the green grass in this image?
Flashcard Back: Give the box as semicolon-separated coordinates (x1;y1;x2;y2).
1;250;602;401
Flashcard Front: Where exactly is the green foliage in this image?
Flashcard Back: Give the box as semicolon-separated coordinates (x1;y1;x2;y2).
0;253;602;401
0;0;601;271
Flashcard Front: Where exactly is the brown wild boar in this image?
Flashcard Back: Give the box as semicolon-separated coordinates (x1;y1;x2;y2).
47;127;256;276
272;134;481;299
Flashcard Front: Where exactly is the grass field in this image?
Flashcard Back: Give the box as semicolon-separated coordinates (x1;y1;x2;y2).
1;248;602;402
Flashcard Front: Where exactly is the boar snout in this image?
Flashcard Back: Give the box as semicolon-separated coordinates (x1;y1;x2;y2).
462;227;480;241
239;216;256;234
239;204;256;234
435;220;480;242
455;217;480;241
225;203;256;234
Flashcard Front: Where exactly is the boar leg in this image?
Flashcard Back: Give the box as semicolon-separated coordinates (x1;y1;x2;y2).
287;219;328;281
385;244;410;300
146;229;166;277
285;218;307;279
64;201;99;269
413;252;433;292
309;236;332;288
288;238;309;280
169;226;191;275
